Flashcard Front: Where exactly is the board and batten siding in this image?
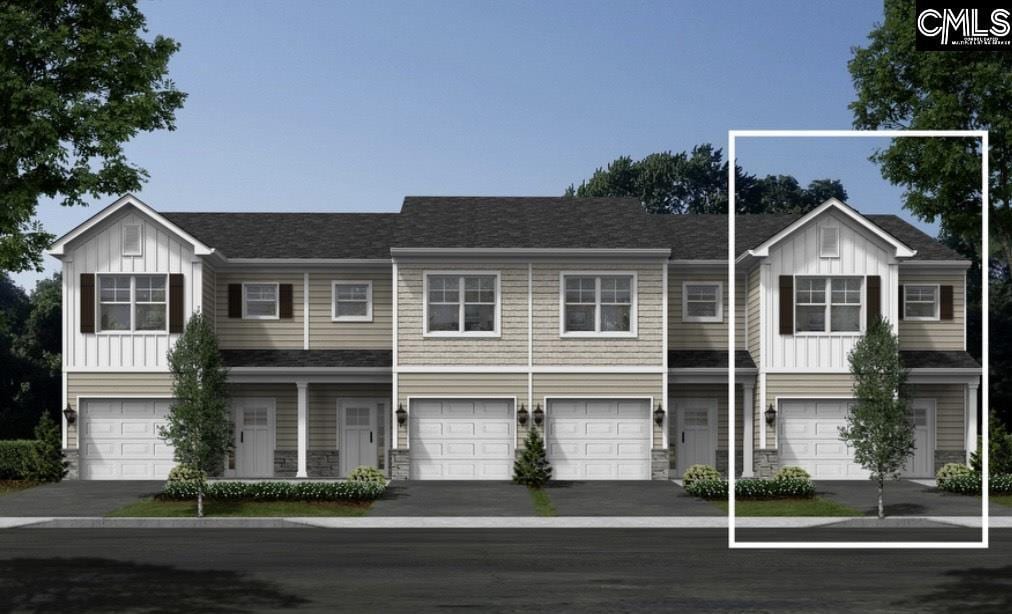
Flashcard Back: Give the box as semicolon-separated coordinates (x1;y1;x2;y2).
64;209;201;370
532;260;664;366
667;268;744;350
765;209;898;371
746;266;761;367
396;372;529;448
397;262;528;366
215;271;304;349
65;372;175;449
898;271;965;350
202;261;216;330
309;268;392;349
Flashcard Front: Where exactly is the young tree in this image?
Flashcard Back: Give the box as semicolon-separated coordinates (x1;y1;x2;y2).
160;312;229;517
0;1;186;273
513;427;552;488
840;317;915;519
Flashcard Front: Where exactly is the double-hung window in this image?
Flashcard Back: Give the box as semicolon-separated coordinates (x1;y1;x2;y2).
332;281;372;321
243;283;279;319
425;273;499;335
562;273;635;336
98;274;167;332
904;285;939;320
682;282;722;323
795;276;862;333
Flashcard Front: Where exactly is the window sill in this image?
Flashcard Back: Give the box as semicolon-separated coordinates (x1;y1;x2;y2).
423;331;501;339
560;332;638;339
792;331;863;337
682;317;723;324
902;317;940;322
332;317;374;323
242;316;281;321
95;331;170;336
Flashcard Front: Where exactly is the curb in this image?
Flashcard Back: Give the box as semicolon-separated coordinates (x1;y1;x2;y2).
3;516;1009;529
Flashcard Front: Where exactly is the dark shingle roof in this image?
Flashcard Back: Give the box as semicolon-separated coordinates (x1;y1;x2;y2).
220;349;392;368
162;212;399;259
396;196;667;249
900;351;980;369
668;350;757;370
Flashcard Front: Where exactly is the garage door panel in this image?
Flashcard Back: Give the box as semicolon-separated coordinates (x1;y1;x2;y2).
780;399;869;480
547;399;650;481
80;398;176;480
409;399;513;480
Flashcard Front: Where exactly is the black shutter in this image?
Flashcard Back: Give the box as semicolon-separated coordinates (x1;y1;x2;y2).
866;275;881;328
779;276;793;335
898;284;905;320
279;284;294;319
169;274;184;333
228;284;242;318
940;285;954;320
80;274;95;333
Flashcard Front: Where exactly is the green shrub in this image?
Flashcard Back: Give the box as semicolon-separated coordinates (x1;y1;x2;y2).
160;480;386;502
936;462;973;488
167;465;206;483
0;440;34;480
993;474;1012;495
970;412;1012;475
682;464;721;486
22;414;66;482
513;428;552;488
348;466;386;483
684;477;816;500
773;466;811;481
936;473;1012;495
684;478;728;499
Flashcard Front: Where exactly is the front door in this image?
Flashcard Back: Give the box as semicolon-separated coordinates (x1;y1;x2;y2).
235;399;274;477
339;399;380;477
904;400;935;478
676;398;717;472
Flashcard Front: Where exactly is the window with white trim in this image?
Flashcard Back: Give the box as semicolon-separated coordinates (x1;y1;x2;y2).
820;227;840;258
243;283;279;319
682;282;722;323
332;281;372;321
425;274;498;335
904;285;939;320
562;274;634;335
98;274;166;332
796;276;862;333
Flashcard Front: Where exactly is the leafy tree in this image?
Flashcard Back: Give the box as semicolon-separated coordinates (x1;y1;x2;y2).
160;312;229;517
0;0;186;273
566;144;847;214
970;411;1012;476
840;318;914;519
23;413;67;482
513;427;552;488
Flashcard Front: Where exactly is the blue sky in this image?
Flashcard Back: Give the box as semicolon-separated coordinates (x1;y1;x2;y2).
18;0;936;289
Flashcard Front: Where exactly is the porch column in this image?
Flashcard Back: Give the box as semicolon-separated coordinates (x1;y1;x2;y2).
742;381;754;477
296;381;308;478
966;382;979;464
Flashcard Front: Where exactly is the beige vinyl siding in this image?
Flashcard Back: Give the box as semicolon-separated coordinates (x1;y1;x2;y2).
667;268;729;350
202;261;216;330
533;372;664;448
669;383;744;451
898;271;965;350
746;266;760;367
66;372;175;449
532;260;664;366
396;372;528;448
309;268;392;349
908;384;965;450
397;262;528;366
215;272;304;349
228;383;298;449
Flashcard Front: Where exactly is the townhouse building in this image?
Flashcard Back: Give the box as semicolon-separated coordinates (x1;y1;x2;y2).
48;195;980;481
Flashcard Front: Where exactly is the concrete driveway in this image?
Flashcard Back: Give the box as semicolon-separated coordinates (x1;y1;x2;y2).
815;480;985;517
0;481;162;517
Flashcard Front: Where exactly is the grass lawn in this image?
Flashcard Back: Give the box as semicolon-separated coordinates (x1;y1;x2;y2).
0;480;38;496
711;497;862;517
992;495;1012;507
528;488;557;517
107;498;372;517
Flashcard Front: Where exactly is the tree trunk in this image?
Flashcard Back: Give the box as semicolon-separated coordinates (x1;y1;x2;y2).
877;478;884;520
197;489;204;518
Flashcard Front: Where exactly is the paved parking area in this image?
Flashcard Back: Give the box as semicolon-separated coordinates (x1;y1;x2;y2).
0;481;162;517
815;480;984;517
545;481;723;516
370;481;536;516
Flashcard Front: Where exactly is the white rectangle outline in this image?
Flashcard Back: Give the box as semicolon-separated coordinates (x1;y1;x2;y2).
728;129;988;550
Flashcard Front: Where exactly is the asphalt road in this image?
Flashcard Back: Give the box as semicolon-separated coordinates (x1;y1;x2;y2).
0;528;1009;613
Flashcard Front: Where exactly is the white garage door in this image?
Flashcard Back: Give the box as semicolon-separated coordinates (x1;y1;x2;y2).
80;399;175;480
779;399;867;479
547;399;651;480
409;399;514;479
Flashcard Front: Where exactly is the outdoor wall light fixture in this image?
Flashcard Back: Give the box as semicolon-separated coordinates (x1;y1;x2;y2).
517;403;529;427
533;404;544;427
765;403;777;427
653;404;665;427
63;404;77;425
396;403;407;426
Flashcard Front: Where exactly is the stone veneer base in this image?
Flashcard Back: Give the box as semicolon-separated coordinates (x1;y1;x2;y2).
390;448;410;480
63;449;79;480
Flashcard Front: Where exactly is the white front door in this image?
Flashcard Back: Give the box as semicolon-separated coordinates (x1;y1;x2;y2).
904;399;935;478
409;399;514;480
546;399;651;480
676;398;717;472
339;399;381;477
235;399;275;478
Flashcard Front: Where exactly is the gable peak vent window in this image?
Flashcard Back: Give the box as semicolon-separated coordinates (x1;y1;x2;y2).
820;227;839;258
122;224;143;257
